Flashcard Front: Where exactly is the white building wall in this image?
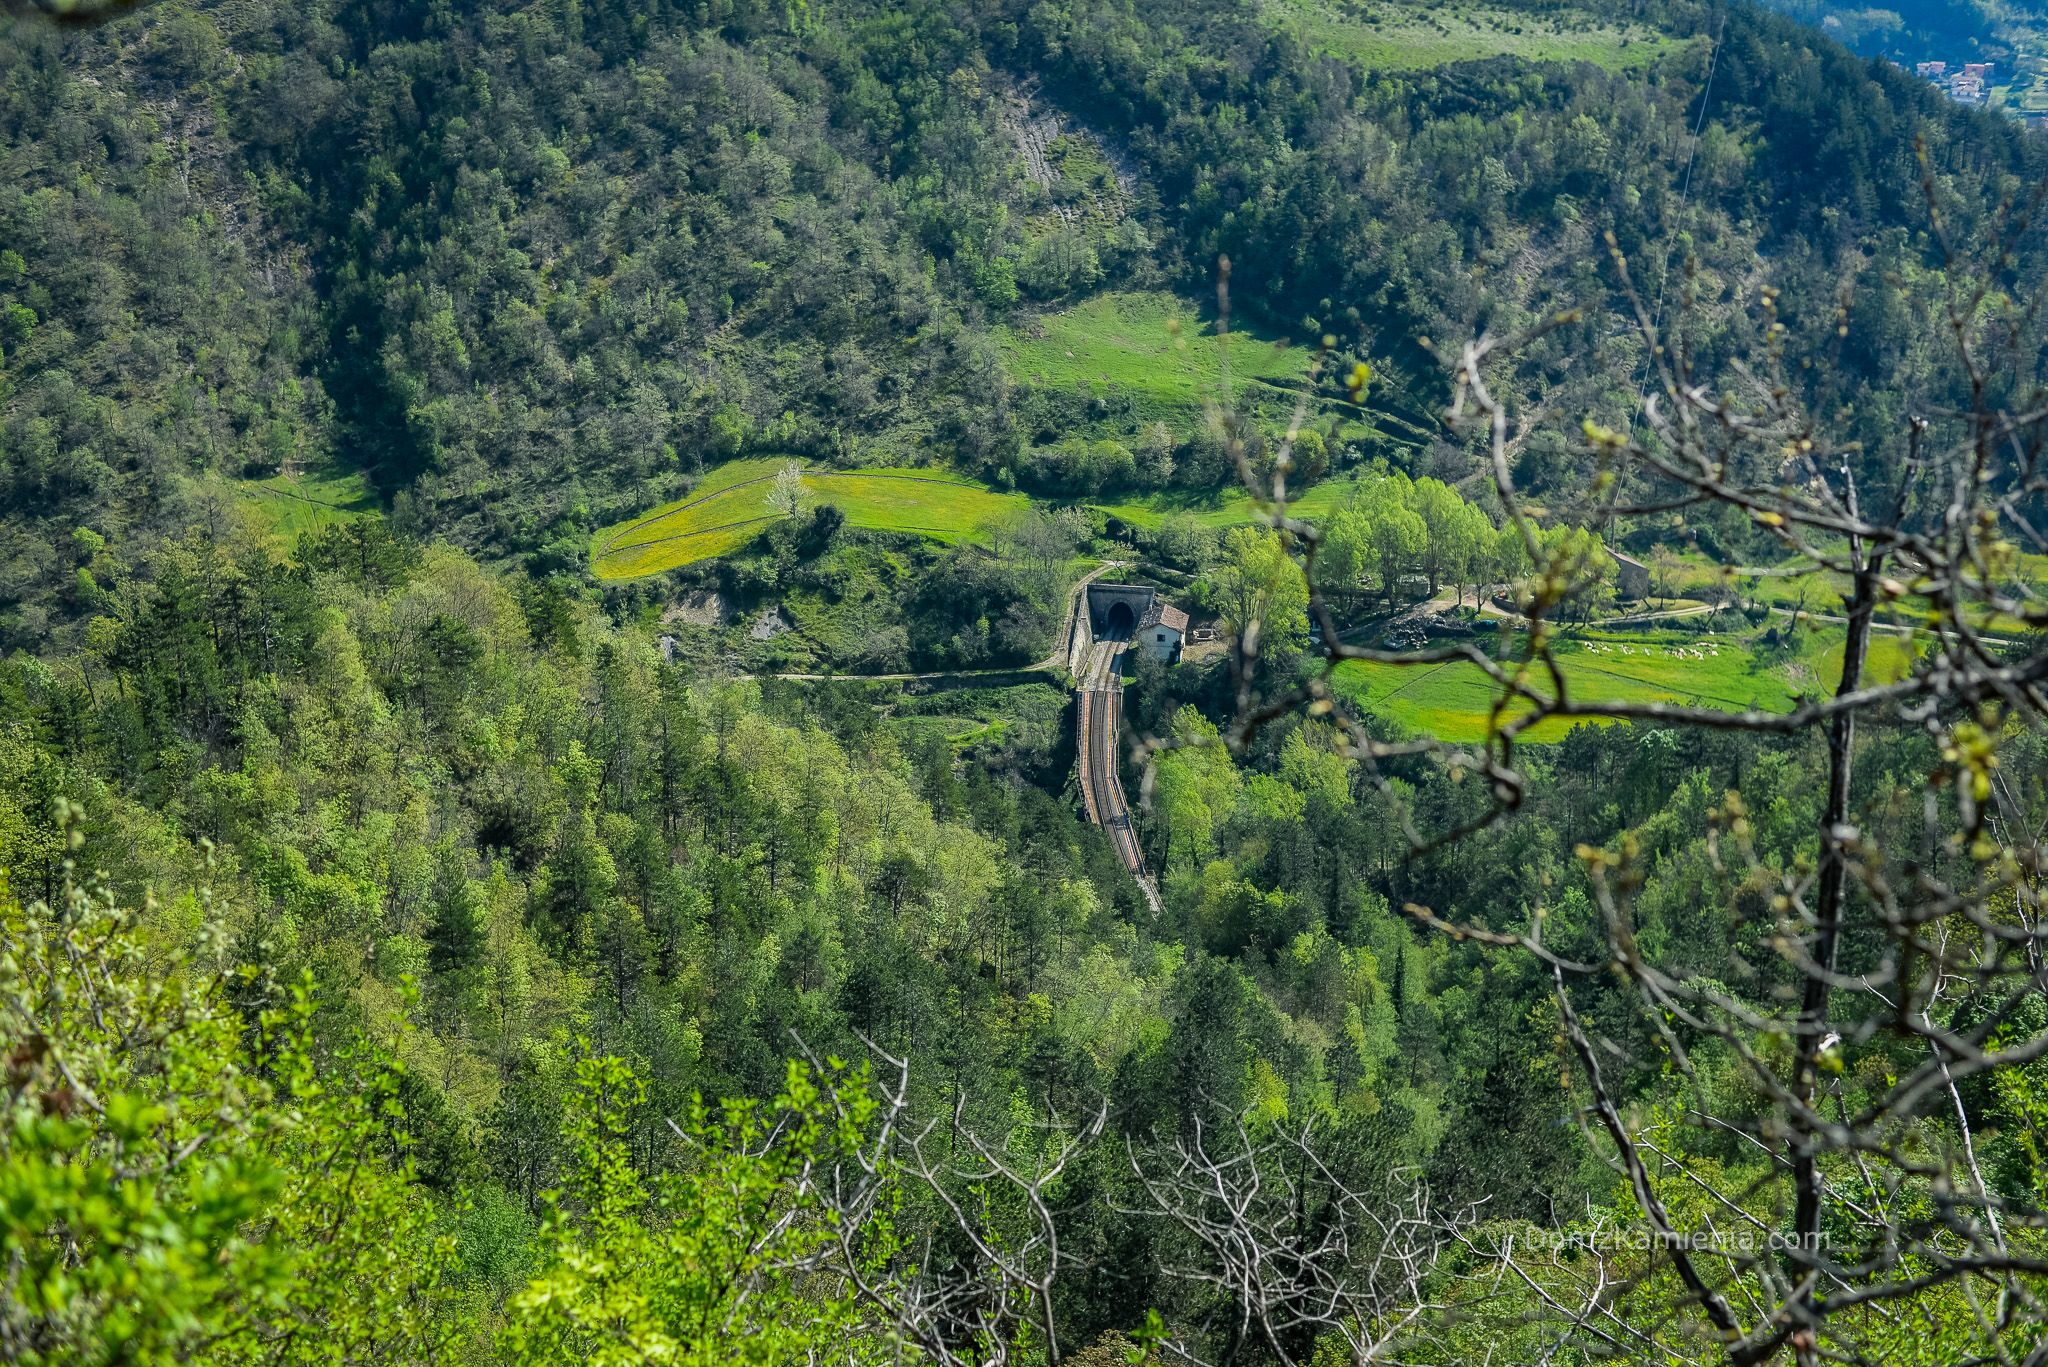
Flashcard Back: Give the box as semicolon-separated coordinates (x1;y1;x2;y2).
1144;627;1182;661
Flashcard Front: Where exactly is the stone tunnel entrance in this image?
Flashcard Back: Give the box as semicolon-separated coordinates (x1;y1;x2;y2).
1087;583;1157;639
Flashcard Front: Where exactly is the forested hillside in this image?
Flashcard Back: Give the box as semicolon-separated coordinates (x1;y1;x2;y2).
4;0;2045;654
11;0;2048;1361
27;469;2046;1365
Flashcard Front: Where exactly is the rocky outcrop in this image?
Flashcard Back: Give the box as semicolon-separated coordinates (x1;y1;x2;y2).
998;83;1143;224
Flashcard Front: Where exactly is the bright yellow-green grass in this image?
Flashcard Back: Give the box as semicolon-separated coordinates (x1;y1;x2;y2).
819;473;1028;540
1095;475;1366;531
1335;631;1805;743
1269;0;1680;72
903;716;1012;748
235;464;379;543
592;460;1032;579
1665;547;2041;637
1815;633;1921;685
1000;292;1318;410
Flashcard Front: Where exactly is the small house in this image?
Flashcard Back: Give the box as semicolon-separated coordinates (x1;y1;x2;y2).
1609;549;1650;600
1137;599;1188;662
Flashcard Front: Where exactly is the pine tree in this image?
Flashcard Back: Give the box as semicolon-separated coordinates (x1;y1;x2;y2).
532;813;621;957
425;838;485;976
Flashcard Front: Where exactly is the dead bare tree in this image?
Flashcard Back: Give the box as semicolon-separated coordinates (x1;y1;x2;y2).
1117;1109;1476;1367
772;1036;1478;1367
1128;142;2048;1364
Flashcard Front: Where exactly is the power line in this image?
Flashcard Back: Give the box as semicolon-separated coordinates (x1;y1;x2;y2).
1636;13;1727;406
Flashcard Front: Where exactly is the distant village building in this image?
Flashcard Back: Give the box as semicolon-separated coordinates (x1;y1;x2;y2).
1918;59;1995;107
1609;549;1650;600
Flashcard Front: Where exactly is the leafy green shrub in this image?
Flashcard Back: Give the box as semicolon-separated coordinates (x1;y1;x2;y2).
502;1053;891;1366
0;818;468;1366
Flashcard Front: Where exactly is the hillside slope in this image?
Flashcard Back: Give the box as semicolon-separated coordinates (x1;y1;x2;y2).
1;0;2042;645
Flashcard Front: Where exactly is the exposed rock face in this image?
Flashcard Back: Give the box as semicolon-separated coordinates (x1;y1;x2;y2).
663;591;734;627
1381;609;1477;649
748;605;794;640
1416;611;1477;637
997;84;1143;224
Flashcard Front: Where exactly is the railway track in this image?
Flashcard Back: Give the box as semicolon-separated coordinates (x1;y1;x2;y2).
1076;629;1161;914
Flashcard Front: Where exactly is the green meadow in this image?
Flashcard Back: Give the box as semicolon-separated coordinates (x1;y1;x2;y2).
891;709;1016;752
892;681;1069;740
592;460;1030;579
1094;474;1367;531
1001;292;1320;411
235;463;379;543
820;472;1029;541
1268;0;1680;72
1333;628;1921;743
1657;547;2043;638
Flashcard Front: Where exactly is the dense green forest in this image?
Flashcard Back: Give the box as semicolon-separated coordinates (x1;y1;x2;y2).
10;0;2048;1360
4;0;2045;657
26;500;2046;1364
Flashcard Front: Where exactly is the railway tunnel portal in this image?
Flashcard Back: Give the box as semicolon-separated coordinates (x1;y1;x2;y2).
1087;583;1155;638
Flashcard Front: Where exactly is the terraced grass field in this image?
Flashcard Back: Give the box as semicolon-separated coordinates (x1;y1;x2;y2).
1333;630;1920;743
592;460;1031;578
1000;292;1318;411
1268;0;1680;71
235;464;379;543
1095;475;1366;531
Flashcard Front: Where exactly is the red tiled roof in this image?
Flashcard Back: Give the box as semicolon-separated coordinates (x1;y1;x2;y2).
1139;601;1188;632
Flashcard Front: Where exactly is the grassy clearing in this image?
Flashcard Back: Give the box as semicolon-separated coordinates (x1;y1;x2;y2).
819;473;1027;542
1815;633;1920;685
894;714;1013;750
592;461;1031;579
1000;292;1317;411
1654;547;2042;637
1095;475;1367;531
1268;0;1679;72
890;682;1069;753
234;464;378;544
1330;627;1908;743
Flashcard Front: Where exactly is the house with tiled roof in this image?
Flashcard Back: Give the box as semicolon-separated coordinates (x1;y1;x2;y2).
1609;549;1649;600
1137;598;1187;662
